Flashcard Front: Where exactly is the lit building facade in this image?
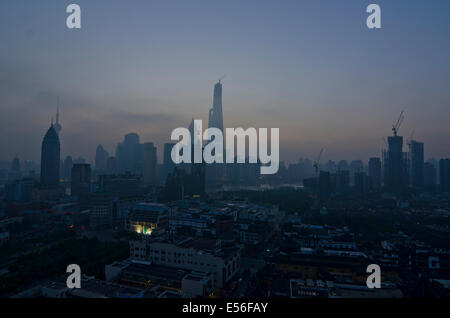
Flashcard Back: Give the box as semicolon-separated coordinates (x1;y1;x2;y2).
127;203;169;235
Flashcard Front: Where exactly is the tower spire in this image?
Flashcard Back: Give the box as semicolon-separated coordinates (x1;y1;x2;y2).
53;96;62;134
56;97;60;124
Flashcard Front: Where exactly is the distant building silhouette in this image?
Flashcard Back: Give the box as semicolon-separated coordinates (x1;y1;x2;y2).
324;160;336;173
95;144;109;171
8;155;22;181
319;171;331;199
163;142;176;179
383;135;409;192
4;178;34;202
106;156;117;175
163;167;185;201
354;171;370;194
368;157;381;190
424;162;437;189
116;133;142;174
10;156;21;172
73;157;86;164
40;125;60;188
337;160;349;172
163;150;206;201
99;173;143;198
23;160;38;179
410;140;424;189
440;159;450;193
349;160;364;185
71;163;91;205
63;155;73;181
143;142;157;186
189;156;206;196
335;170;350;193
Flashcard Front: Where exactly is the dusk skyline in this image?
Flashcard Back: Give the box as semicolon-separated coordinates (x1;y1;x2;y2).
1;0;449;164
2;1;450;304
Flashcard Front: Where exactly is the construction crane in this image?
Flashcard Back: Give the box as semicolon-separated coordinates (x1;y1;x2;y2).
392;110;405;136
313;148;324;179
218;75;226;83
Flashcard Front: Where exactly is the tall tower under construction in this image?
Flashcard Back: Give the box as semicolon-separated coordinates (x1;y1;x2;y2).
208;81;224;132
383;111;409;192
206;81;225;186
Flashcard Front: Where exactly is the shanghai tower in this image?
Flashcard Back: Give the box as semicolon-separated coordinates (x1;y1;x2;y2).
206;81;225;184
208;81;224;132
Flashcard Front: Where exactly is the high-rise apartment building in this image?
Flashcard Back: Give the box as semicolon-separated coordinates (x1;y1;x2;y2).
143;142;157;186
368;157;381;190
440;159;450;193
410;140;424;189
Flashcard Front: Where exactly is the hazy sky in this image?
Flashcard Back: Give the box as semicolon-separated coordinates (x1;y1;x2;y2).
1;0;449;164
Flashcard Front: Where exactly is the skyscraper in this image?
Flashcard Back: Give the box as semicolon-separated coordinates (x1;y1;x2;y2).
368;157;381;190
383;135;409;192
106;156;117;175
335;170;350;193
163;142;176;181
63;155;73;181
164;143;175;170
337;160;349;172
95;144;109;171
410;140;424;189
354;172;370;194
10;156;21;173
116;133;142;174
208;81;224;132
143;142;157;186
71;163;91;205
23;160;38;178
424;162;437;189
8;155;22;181
40;125;60;188
207;81;225;184
440;159;450;193
349;160;364;185
319;171;331;199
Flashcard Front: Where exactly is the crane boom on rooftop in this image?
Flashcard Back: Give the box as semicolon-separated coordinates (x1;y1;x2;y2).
392;110;405;137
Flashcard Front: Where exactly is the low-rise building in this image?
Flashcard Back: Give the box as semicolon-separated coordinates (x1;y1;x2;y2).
130;237;240;288
127;203;169;236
